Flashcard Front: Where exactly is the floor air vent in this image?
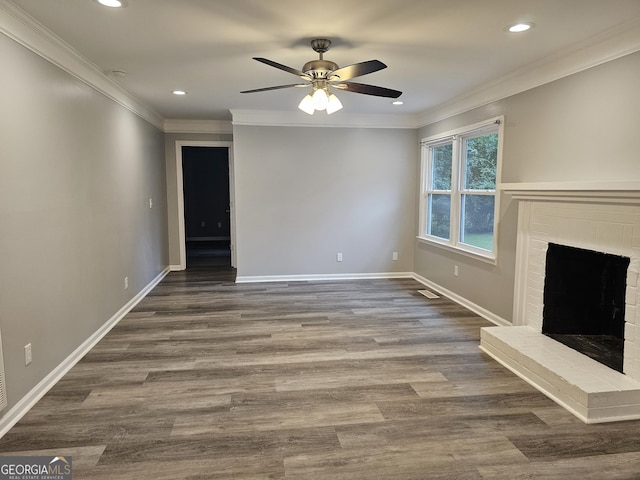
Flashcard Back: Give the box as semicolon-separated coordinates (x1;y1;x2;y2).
418;289;440;299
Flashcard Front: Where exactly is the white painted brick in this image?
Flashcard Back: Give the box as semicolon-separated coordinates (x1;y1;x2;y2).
596;224;626;252
625;347;635;364
626;286;637;307
623;225;634;248
625;322;636;343
517;197;640;391
530;238;548;250
572;219;597;242
529;252;546;265
529;262;544;277
529;276;544;291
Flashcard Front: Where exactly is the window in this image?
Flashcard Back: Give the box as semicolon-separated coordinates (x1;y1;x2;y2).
419;117;503;261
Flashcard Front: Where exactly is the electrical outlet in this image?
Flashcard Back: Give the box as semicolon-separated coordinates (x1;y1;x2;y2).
336;252;343;262
25;343;32;365
124;276;129;290
454;265;459;277
392;252;398;261
149;198;153;208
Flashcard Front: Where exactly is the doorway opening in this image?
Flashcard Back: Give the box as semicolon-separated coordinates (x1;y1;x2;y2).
182;146;230;267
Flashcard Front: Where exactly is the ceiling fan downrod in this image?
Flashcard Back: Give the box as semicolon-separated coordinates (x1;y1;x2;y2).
303;39;338;79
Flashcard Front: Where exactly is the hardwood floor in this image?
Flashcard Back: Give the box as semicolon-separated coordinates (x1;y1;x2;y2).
2;266;640;479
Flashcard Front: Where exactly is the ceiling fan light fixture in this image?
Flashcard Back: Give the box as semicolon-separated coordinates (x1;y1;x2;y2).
298;94;315;115
326;93;343;114
311;88;329;111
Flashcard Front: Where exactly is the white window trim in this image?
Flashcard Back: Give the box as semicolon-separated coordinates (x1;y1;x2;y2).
418;116;504;264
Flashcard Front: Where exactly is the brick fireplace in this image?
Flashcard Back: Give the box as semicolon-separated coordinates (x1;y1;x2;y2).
480;181;640;423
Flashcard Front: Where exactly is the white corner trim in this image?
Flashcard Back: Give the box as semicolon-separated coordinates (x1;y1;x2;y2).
164;119;233;134
416;17;640;128
412;273;511;327
230;109;420;129
0;0;164;130
0;267;170;439
235;272;414;284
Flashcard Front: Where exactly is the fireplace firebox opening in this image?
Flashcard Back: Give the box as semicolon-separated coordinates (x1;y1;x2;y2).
542;243;630;373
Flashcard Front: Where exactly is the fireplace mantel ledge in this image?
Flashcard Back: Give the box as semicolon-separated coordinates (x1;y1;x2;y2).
500;181;640;203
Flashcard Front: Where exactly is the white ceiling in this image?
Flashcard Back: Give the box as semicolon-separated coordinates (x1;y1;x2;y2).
6;0;640;122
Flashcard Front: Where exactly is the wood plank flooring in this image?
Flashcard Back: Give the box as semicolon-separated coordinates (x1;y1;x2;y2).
2;266;640;479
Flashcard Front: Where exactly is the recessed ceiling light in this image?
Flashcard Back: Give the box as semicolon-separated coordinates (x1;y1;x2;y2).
172;90;187;95
95;0;127;7
507;22;534;33
392;101;404;105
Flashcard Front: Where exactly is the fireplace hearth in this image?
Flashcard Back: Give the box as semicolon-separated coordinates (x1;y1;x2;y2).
480;181;640;423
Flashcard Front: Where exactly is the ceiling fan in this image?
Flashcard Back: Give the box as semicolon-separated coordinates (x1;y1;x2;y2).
240;38;402;114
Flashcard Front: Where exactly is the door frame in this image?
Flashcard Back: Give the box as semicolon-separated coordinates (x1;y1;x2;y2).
175;140;236;270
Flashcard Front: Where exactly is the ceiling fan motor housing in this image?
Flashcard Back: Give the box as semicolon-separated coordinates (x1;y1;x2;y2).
302;60;339;79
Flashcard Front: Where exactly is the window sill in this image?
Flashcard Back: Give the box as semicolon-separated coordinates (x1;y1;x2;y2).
416;236;497;265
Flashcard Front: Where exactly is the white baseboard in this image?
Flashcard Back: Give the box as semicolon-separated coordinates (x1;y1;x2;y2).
0;267;170;439
411;273;511;327
235;272;414;284
169;264;184;272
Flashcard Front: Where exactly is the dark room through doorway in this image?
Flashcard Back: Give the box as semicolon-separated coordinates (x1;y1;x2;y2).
182;146;231;267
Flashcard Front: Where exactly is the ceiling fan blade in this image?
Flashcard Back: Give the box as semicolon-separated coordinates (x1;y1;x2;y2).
328;60;387;81
334;81;402;98
240;83;308;94
253;57;312;80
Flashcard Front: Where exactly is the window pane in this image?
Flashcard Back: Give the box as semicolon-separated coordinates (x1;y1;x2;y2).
464;133;497;190
460;194;495;250
428;194;451;240
431;143;452;190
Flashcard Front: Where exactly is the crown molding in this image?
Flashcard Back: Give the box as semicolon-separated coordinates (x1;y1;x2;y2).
0;0;164;130
4;0;639;134
416;16;640;128
164;119;233;135
230;109;419;129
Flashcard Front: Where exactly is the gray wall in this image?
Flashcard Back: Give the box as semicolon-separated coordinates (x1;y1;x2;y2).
0;33;168;412
164;133;233;267
233;125;418;278
415;51;640;322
